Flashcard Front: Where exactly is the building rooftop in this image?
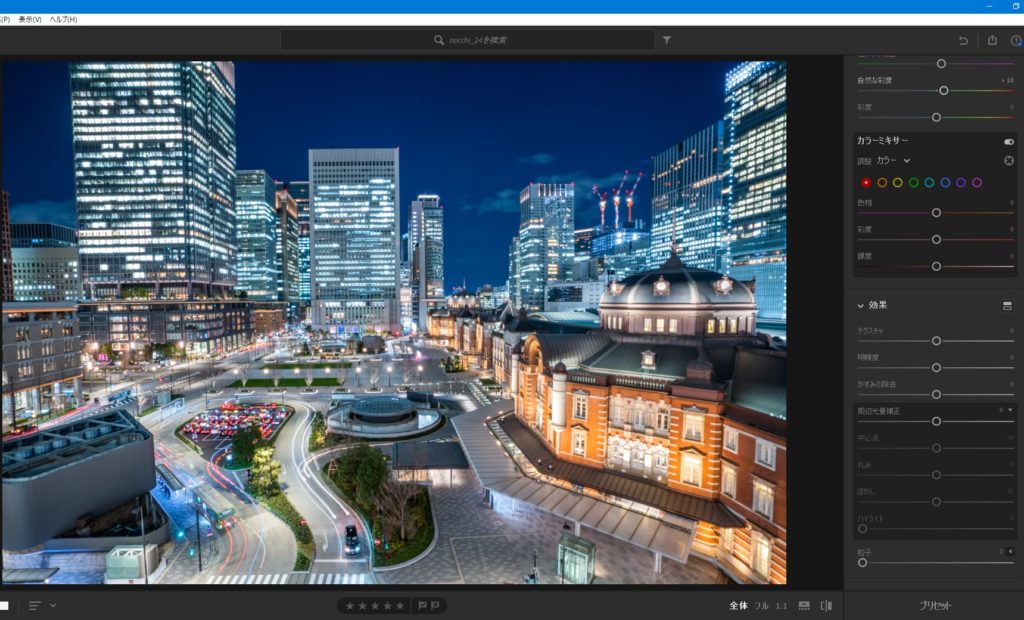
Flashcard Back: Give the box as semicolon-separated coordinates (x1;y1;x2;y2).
2;300;78;313
2;409;151;480
351;396;417;418
527;311;601;328
600;253;755;309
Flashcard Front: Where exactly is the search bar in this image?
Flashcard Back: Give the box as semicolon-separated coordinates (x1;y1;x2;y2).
281;29;655;51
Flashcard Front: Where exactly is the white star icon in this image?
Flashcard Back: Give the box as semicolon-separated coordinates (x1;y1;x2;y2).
359;602;367;610
346;602;354;611
371;603;379;610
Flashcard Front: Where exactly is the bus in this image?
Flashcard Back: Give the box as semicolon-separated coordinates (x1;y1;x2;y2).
193;488;236;529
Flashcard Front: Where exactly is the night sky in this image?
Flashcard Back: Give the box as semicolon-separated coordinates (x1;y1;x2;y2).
2;60;735;291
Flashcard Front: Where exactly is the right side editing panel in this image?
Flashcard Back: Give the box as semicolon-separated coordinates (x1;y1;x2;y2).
844;51;1023;589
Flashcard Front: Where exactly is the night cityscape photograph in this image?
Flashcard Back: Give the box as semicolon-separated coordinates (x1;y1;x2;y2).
1;59;787;586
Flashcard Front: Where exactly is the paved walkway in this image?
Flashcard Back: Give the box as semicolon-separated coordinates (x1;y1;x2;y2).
374;469;727;585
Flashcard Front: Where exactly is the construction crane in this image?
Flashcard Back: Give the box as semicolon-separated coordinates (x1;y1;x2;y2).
624;171;643;225
592;185;609;230
611;170;630;229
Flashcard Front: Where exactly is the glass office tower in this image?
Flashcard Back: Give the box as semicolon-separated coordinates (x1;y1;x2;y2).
279;180;311;306
409;194;445;330
724;61;787;321
649;122;726;271
71;62;237;300
235;170;279;301
309;148;400;335
516;182;574;312
275;188;300;309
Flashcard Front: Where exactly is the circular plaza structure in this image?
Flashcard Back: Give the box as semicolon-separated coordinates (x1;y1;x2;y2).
327;395;443;439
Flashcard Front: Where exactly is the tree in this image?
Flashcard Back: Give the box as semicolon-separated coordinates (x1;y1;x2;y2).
335;365;347;388
309;412;327;451
305;365;315;387
368;362;382;389
248;445;282;496
239;359;252;388
231;424;262;466
238;290;249;299
357;448;389;510
375;478;421;542
272;367;281;388
301;341;311;357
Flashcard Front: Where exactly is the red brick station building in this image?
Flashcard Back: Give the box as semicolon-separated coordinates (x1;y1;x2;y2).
505;252;787;584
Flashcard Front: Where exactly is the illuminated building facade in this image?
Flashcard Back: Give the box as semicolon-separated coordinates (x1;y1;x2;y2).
277;180;311;309
1;190;13;302
409;194;445;330
309;148;400;335
650;122;727;270
77;299;253;360
544;276;609;312
574;227;597;263
11;246;83;303
516;183;575;312
235;170;279;301
573;227;651;283
510;253;787;584
10;225;83;301
507;236;520;307
275;187;300;314
71;62;237;301
724;61;787;321
2;302;83;424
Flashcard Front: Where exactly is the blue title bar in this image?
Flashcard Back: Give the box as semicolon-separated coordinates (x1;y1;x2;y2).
1;1;1021;14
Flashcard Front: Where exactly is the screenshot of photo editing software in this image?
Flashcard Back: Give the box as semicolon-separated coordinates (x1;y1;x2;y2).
0;2;1023;618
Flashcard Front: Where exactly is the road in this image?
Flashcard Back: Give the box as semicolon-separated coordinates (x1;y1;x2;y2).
273;395;374;583
23;334;483;585
137;350;298;584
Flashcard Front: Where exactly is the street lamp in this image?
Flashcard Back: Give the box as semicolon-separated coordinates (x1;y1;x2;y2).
386;365;393;388
417;364;423;384
355;366;362;388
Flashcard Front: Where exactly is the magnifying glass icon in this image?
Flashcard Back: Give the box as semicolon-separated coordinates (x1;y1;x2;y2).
433;35;445;46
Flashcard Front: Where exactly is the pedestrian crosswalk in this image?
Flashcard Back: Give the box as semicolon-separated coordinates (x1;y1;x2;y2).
205;572;369;585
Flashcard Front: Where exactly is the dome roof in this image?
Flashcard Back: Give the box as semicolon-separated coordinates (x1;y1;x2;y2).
600;253;755;308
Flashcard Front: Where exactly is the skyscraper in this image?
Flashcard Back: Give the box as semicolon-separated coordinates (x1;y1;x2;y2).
71;62;237;300
574;227;596;263
507;236;520;307
649;122;726;270
0;190;12;302
278;181;312;307
309;148;400;335
235;170;279;301
724;61;787;321
408;194;445;330
516;183;574;312
275;188;300;311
